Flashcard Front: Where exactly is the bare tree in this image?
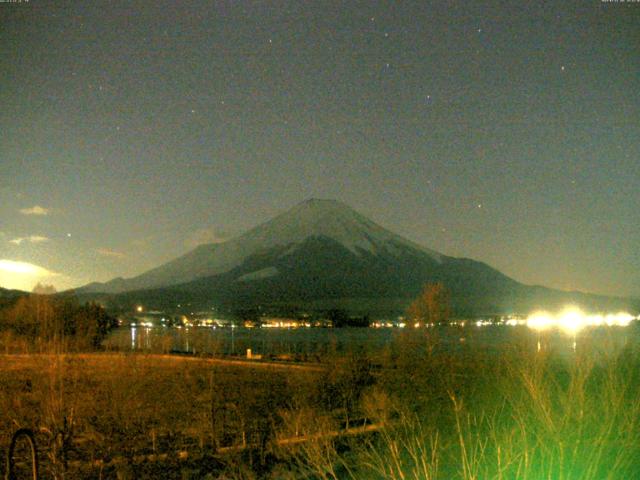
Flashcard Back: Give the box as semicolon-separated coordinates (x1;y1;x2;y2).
406;283;451;325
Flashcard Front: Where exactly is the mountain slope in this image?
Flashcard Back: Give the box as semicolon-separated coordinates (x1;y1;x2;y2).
0;287;28;308
79;199;639;316
81;199;443;294
104;234;637;316
0;287;26;299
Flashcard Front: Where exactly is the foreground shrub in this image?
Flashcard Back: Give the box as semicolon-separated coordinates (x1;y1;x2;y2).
293;340;640;479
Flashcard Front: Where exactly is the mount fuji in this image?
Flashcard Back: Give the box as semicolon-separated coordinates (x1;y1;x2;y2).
79;199;637;316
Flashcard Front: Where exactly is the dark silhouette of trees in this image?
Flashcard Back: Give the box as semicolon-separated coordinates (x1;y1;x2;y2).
406;282;451;325
326;308;369;327
327;308;349;328
0;294;117;350
32;282;57;295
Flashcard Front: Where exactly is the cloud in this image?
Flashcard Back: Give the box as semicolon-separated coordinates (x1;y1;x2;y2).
96;248;126;259
0;259;61;291
9;235;50;245
184;227;228;250
0;259;58;276
19;205;49;216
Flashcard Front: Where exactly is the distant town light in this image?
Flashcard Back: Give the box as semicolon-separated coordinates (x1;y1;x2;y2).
558;307;585;334
525;307;637;334
526;311;554;331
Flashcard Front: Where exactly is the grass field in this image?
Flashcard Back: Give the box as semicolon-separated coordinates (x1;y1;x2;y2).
0;353;328;478
1;330;640;479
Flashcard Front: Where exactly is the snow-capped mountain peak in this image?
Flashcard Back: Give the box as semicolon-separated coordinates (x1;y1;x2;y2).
240;198;439;257
80;199;442;293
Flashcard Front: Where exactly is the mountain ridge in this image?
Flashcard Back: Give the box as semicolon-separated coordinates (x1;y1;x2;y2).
76;199;639;316
81;198;443;294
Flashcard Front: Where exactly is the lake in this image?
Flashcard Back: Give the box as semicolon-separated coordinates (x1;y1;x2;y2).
105;322;640;359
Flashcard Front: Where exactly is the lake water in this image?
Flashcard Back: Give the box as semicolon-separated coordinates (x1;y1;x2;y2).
105;323;640;359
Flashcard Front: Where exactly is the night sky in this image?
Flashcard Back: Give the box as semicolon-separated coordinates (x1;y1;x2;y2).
0;1;638;297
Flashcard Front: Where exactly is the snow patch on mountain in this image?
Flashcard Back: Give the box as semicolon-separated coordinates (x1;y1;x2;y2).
236;266;279;282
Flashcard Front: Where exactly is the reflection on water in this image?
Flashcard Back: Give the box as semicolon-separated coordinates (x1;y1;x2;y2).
106;322;640;359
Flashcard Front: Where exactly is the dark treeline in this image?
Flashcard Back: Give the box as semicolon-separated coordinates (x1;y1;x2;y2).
0;293;117;352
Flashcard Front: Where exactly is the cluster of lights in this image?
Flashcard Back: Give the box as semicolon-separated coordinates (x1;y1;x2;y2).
475;320;493;327
526;307;637;334
130;321;154;328
372;321;396;328
262;320;313;328
371;321;434;328
128;305;636;334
